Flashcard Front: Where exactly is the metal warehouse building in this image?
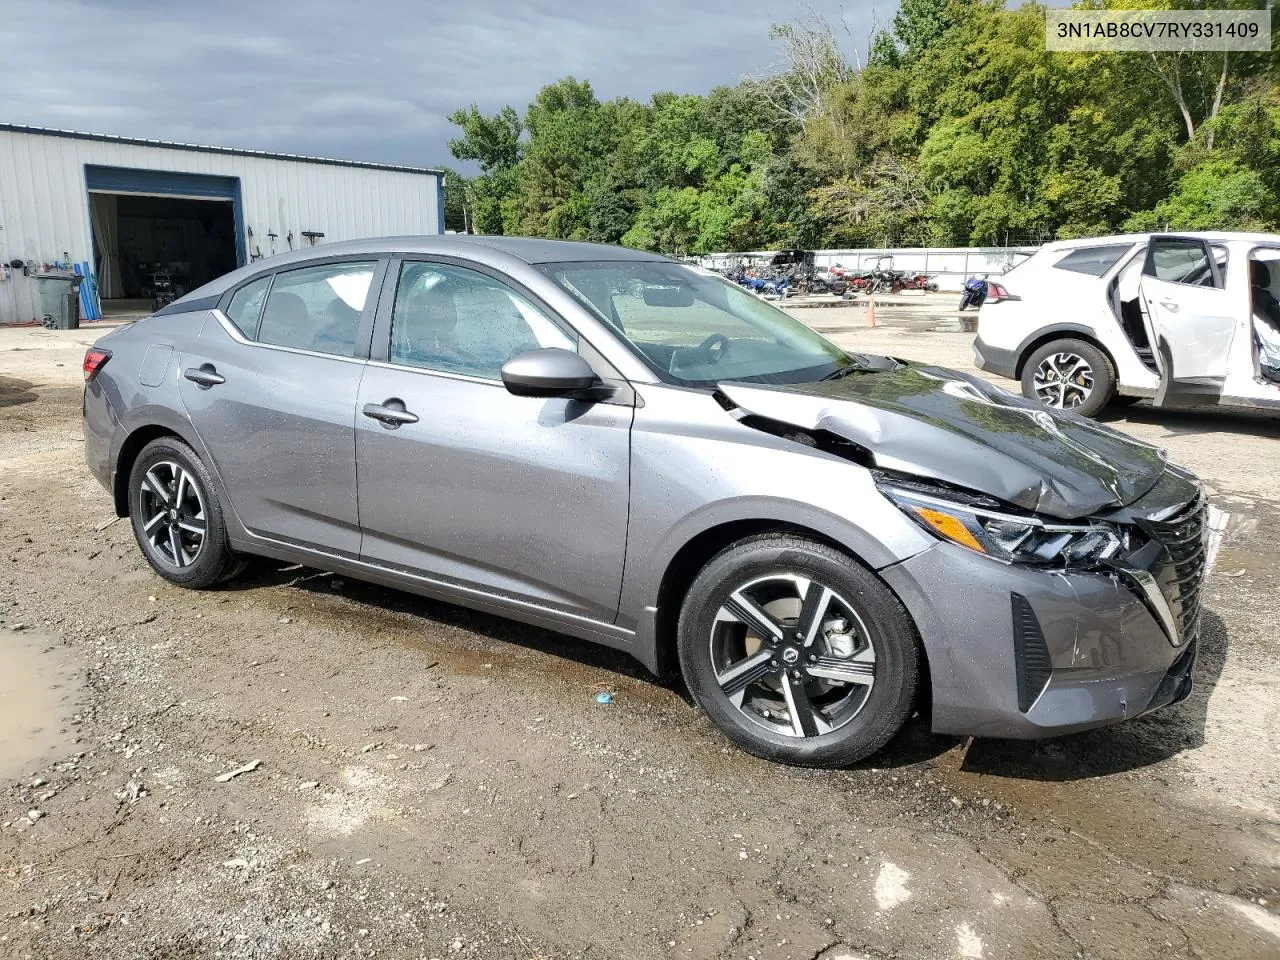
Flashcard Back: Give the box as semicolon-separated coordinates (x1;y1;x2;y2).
0;124;444;325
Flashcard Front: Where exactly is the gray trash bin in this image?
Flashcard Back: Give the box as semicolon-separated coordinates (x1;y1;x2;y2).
35;273;84;329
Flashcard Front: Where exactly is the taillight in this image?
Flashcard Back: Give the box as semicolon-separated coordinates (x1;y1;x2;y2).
985;282;1019;303
83;348;112;382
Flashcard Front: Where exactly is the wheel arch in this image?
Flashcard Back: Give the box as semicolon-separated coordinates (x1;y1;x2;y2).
112;422;194;516
1014;325;1115;380
648;520;927;689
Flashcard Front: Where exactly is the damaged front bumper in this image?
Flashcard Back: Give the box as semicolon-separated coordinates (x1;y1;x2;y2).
881;540;1195;739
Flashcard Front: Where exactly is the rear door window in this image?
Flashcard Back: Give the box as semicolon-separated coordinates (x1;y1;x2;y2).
224;275;271;337
1053;244;1133;277
257;261;376;356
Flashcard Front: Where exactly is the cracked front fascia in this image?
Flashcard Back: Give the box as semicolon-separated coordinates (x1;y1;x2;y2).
1054;571;1085;667
716;363;1169;519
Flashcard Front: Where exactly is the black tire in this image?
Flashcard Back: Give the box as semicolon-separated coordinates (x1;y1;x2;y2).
1020;338;1115;418
677;534;919;768
127;436;242;589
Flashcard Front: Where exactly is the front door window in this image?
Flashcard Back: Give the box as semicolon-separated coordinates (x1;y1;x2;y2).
390;262;575;378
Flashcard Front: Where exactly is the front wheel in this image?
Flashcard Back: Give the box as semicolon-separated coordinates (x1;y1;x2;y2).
677;535;919;767
1020;338;1115;418
127;436;243;588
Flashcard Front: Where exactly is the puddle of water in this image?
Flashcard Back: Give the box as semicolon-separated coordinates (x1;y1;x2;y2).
0;630;82;780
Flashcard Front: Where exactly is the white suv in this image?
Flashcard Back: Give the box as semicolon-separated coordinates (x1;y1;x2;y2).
974;232;1280;417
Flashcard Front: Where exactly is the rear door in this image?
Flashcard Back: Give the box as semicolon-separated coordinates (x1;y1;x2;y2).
179;257;386;556
354;257;633;623
1139;235;1236;405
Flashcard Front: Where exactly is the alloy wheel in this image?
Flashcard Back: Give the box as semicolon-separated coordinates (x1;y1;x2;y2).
709;574;876;738
1032;351;1094;408
137;460;207;568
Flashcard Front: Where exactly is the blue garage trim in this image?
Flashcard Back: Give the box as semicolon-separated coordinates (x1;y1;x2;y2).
86;164;237;199
84;165;246;268
437;174;446;234
232;179;246;267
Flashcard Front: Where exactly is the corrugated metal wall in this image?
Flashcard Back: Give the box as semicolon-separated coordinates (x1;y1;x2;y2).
0;129;442;324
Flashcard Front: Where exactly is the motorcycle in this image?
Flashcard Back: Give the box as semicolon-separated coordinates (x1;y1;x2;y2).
959;277;988;311
760;276;791;299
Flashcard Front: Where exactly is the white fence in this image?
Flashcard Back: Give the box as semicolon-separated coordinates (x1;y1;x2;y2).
696;246;1040;292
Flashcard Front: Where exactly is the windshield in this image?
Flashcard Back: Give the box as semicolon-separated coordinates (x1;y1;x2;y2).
537;261;856;386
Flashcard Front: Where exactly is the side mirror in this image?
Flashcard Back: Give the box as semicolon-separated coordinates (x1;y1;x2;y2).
501;348;598;398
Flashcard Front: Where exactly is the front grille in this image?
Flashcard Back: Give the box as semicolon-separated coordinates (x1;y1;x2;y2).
1143;497;1208;643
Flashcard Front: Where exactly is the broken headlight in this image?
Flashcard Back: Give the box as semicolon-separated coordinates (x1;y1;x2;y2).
879;482;1127;567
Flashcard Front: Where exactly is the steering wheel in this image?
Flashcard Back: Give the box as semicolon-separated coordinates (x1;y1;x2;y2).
695;333;731;364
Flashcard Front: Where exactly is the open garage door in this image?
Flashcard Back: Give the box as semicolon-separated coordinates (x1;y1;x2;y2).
85;165;244;313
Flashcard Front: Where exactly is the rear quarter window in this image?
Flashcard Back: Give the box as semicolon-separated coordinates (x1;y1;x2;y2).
1052;244;1134;277
224;275;271;337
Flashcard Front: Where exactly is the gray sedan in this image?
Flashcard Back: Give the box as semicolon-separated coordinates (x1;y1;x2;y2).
82;237;1206;766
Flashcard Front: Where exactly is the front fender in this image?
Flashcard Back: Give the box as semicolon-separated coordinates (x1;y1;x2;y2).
618;386;937;671
620;487;933;675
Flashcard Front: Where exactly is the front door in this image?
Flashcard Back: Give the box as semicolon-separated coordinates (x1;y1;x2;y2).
1139;236;1236;406
179;259;383;555
354;259;632;623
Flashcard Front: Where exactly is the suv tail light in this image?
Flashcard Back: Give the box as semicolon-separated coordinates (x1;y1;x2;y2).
985;282;1019;303
83;348;112;382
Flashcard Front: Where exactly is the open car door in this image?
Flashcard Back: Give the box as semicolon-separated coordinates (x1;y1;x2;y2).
1139;235;1236;406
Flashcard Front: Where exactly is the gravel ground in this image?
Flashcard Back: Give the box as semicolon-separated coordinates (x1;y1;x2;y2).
1;315;1277;960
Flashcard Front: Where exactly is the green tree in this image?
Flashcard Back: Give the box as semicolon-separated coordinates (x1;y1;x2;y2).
893;0;975;58
438;166;470;232
868;31;902;69
446;105;523;172
447;105;525;235
445;2;1280;251
519;77;607;236
1125;159;1275;230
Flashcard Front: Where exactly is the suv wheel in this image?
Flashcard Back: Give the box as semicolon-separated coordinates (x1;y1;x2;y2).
127;437;242;588
1021;338;1115;417
677;535;919;767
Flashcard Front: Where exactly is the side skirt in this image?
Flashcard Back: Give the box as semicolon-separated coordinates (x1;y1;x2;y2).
228;534;649;670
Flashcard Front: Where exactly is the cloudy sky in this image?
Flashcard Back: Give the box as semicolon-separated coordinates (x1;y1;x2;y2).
3;0;886;172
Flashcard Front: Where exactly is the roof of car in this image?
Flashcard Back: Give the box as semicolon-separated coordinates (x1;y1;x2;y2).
1046;230;1280;250
265;235;665;266
165;235;671;308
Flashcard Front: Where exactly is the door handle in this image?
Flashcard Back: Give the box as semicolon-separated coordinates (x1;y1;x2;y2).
183;364;225;387
1159;301;1180;312
362;399;419;426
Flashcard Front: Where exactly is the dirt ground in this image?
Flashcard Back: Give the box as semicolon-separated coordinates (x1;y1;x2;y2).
1;312;1277;960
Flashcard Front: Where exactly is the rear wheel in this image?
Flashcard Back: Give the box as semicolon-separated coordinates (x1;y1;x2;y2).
127;437;242;588
1021;338;1115;418
677;535;919;767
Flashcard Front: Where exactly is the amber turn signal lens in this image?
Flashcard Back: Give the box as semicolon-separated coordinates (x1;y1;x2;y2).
911;506;986;554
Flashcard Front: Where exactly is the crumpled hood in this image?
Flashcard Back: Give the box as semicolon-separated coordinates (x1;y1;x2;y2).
718;360;1168;519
